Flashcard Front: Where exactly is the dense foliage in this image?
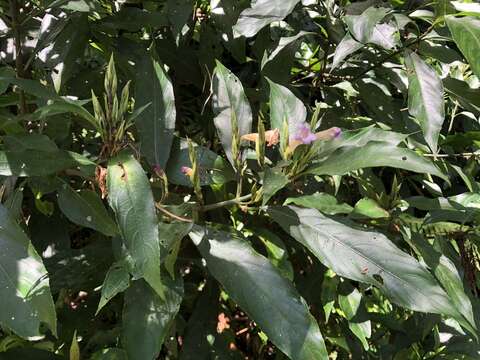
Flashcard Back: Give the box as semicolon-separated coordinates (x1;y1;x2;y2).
0;0;480;358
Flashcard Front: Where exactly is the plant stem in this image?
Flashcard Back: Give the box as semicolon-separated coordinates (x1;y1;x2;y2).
199;194;252;212
155;203;194;223
10;0;27;115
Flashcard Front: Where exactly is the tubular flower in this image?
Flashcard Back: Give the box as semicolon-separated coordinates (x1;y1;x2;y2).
289;124;342;152
181;166;193;177
241;129;280;147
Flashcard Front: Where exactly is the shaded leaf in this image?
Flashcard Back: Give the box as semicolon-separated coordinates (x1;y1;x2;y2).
57;182;118;237
262;168;289;205
0;204;56;338
189;225;328;360
0;150;94;177
135;56;176;169
96;262;130;315
122;277;183;360
166;137;234;187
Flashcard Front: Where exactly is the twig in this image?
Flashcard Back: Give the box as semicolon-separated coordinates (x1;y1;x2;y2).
199;194;252;212
155;203;193;223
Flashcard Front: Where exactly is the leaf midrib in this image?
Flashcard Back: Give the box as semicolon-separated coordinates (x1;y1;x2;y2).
275;209;451;314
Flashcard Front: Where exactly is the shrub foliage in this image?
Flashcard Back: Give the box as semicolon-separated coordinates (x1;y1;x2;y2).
0;0;479;358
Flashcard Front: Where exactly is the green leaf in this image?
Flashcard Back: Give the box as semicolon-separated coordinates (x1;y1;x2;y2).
405;51;445;153
35;99;97;129
3;134;58;153
351;198;389;219
267;78;306;133
233;0;301;38
284;193;353;215
96;262;130;315
69;330;80;360
107;152;163;298
406;231;477;335
345;7;399;49
306;141;446;180
331;33;364;70
212;60;252;165
262;32;311;69
338;284;371;350
0;203;56;338
444;77;480;115
262;168;289;205
57;182;118;237
256;228;294;281
451;1;480;16
268;206;464;319
189;225;328;360
122;277;183;360
159;221;193;264
166;137;234;187
446;16;480;78
135;56;176;169
0;150;93;177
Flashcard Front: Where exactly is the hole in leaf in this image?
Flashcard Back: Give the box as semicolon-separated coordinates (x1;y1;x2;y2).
401;156;407;161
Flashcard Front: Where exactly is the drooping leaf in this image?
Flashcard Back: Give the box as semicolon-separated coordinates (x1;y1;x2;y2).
268;206;464;319
189;225;328;360
0;203;56;338
211;60;252;165
135;56;176;169
233;0;301;38
122;277;183;360
284;193;353;215
405;51;445;153
96;262;130;315
57;182;118;237
446;16;480;78
267;78;307;133
306;141;446;180
107;152;163;298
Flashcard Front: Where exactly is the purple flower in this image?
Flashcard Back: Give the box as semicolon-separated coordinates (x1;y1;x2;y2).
292;122;316;144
